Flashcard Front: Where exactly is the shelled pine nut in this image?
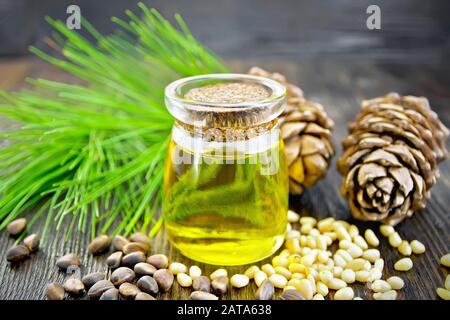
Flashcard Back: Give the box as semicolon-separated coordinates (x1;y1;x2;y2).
254;271;268;287
189;266;202;279
230;274;249;288
364;229;379;247
300;217;317;225
346;259;366;271
369;268;382;282
296;279;314;300
341;269;356;284
176;273;192;288
440;253;450;267
316;281;329;297
398;241;412;256
388;232;402;248
387;276;404;290
287;210;300;223
371;280;391;293
373;290;397;300
261;264;276;276
210;268;227;280
328;278;347;290
374;258;384;271
244;266;259;279
272;256;289;268
319;270;333;284
347;244;363;258
394;258;413;271
362;249;380;263
333;267;343;278
353;236;368;250
348;225;359;238
334;287;354;300
275;266;292;280
436;288;450;300
169;262;187;275
410;240;426;254
379;225;395;237
355;271;370;283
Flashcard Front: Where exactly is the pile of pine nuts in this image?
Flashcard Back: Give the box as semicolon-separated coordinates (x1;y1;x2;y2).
131;209;449;300
167;210;441;300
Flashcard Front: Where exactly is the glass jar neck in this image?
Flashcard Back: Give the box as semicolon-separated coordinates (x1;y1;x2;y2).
174;118;278;142
165;74;287;128
172;120;281;156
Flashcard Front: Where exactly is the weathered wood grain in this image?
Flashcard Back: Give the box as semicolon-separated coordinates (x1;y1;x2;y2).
0;58;448;300
3;0;450;64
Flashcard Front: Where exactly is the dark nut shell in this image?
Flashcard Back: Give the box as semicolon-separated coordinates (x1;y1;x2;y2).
63;278;85;295
110;267;135;286
6;245;30;262
153;269;174;293
122;251;146;267
119;283;140;299
129;232;151;245
281;289;305;300
137;275;159;295
134;262;157;276
99;288;119;300
106;251;123;269
45;282;65;300
112;235;129;251
6;218;27;236
82;272;105;288
88;279;115;298
88;235;111;254
190;291;219;300
56;253;80;271
147;254;169;269
23;234;39;252
135;292;156;300
123;242;149;255
255;279;274;300
192;276;211;292
212;276;228;295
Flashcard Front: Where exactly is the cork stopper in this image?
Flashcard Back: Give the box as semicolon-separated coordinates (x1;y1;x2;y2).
184;82;270;104
165;73;286;129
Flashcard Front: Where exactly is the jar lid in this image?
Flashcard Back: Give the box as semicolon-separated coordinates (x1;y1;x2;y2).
165;74;287;127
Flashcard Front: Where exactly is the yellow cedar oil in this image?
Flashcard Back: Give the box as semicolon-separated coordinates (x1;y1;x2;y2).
163;137;288;265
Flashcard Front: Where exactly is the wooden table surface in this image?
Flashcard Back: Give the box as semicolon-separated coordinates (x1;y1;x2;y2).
0;57;449;300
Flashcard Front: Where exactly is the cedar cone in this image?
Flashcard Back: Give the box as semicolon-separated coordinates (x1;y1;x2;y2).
248;67;335;194
337;93;449;225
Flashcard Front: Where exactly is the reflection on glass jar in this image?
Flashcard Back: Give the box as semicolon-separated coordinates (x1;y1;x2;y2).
164;74;288;265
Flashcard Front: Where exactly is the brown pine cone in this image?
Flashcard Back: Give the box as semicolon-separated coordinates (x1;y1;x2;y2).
248;67;334;194
337;92;449;225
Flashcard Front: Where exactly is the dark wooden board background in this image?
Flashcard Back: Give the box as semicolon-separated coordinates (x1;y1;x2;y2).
0;57;449;300
2;0;450;65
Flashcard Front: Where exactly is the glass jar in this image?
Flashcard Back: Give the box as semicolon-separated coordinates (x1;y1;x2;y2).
163;74;288;265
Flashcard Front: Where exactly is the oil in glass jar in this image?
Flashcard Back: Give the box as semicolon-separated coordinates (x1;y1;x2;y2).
164;74;288;265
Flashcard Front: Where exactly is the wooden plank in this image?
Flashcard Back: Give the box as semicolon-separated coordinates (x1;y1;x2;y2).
0;58;449;300
3;0;450;64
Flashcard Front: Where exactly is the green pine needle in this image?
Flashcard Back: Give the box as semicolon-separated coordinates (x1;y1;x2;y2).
0;3;229;240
